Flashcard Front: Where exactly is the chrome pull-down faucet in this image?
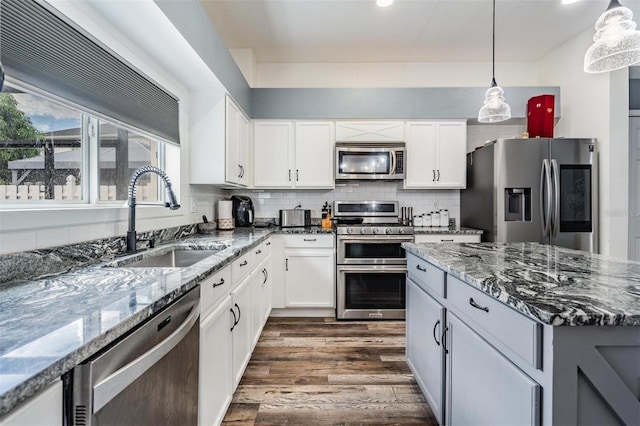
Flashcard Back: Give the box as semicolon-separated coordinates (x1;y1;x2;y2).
127;166;180;253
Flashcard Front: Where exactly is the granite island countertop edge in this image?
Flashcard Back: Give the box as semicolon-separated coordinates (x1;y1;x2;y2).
402;241;640;327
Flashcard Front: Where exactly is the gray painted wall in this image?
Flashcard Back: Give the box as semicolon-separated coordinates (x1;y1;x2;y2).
155;0;560;121
155;0;252;114
251;87;561;120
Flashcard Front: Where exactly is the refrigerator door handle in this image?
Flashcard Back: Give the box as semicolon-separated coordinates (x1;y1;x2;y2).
540;159;552;237
551;159;560;237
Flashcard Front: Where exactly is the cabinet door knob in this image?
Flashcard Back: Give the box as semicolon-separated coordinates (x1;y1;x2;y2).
416;264;426;272
469;298;489;313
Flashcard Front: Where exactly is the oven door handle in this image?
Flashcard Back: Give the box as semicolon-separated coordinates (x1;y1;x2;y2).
337;265;408;273
338;237;415;243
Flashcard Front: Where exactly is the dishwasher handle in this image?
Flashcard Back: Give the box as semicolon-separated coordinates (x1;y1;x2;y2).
92;300;200;413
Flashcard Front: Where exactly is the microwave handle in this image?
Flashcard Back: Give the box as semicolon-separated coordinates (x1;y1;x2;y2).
390;151;397;176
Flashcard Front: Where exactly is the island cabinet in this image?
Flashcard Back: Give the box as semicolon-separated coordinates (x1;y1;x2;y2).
404;121;466;189
406;247;640;426
407;254;541;426
253;121;334;189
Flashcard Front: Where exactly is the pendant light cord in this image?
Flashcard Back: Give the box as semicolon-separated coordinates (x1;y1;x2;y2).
491;0;497;87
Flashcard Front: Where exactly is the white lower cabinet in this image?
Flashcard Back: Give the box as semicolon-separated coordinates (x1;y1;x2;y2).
446;313;541;426
251;255;272;348
0;380;62;426
285;236;335;308
199;294;232;426
230;272;253;389
406;278;446;425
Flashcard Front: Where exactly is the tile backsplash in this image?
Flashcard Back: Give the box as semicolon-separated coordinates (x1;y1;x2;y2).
230;181;460;222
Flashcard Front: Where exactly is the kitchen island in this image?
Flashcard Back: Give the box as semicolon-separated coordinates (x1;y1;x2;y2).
402;242;640;426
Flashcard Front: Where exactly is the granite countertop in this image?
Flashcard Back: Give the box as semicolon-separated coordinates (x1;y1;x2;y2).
413;226;483;235
403;242;640;327
0;228;274;416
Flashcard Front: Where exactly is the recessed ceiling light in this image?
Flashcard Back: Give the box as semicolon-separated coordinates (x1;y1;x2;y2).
376;0;394;7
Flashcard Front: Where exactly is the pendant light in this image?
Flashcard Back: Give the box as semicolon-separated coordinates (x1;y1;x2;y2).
478;0;511;123
584;0;640;73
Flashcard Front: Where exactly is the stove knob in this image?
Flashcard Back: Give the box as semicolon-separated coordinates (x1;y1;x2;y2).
399;228;406;234
386;228;392;234
373;228;379;234
347;227;353;234
360;228;367;234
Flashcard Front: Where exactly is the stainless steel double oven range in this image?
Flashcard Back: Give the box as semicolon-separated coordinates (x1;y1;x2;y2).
334;201;413;319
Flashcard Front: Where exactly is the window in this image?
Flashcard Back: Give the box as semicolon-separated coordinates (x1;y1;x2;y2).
0;82;178;204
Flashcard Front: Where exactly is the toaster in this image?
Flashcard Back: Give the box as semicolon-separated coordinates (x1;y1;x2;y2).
279;209;311;227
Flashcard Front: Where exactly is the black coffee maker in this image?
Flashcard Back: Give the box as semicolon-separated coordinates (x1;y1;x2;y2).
230;195;254;227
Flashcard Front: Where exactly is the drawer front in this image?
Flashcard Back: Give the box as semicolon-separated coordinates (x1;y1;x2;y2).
200;266;232;318
232;251;252;284
284;234;334;248
447;275;542;369
252;238;271;266
415;234;481;243
407;253;445;298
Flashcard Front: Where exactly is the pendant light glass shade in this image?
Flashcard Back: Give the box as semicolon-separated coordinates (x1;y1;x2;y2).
478;80;512;123
584;0;640;73
478;0;510;123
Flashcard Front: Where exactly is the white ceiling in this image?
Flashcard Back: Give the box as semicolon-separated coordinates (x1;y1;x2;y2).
199;0;620;64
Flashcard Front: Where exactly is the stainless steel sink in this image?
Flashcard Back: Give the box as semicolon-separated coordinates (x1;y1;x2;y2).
115;249;222;268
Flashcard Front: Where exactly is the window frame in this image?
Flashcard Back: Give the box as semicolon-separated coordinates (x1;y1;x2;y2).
0;78;179;209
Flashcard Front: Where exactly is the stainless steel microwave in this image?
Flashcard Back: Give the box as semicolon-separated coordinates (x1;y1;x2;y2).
335;143;405;180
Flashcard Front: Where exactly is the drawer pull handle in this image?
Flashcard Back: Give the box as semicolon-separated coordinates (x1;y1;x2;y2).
256;249;262;255
469;298;489;313
266;241;271;246
416;264;426;272
212;278;225;288
441;239;454;242
303;238;317;242
240;260;248;267
433;320;441;346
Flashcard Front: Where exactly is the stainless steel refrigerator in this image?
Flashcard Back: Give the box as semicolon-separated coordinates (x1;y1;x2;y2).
460;138;598;252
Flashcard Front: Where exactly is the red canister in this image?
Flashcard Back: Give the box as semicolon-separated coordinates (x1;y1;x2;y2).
527;95;555;138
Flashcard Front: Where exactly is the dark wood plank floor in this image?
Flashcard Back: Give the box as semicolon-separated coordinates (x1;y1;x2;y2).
221;317;438;425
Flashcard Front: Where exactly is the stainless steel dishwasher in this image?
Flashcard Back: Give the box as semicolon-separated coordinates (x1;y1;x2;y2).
68;287;199;426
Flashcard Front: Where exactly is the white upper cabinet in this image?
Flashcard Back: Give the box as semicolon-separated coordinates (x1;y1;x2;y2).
335;121;405;142
225;97;250;186
253;121;294;187
405;121;467;189
189;94;249;187
294;122;335;187
253;121;334;189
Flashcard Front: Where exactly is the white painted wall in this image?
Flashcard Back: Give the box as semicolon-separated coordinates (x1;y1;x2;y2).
538;28;630;258
248;59;539;88
0;0;227;254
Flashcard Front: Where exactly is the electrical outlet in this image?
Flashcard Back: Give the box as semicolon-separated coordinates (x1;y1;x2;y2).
190;199;197;213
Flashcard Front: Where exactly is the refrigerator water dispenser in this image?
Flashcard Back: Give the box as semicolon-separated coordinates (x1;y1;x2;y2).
504;188;531;221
